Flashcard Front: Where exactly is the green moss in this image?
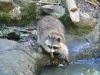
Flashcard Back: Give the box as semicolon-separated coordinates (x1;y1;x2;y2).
21;3;40;24
0;12;11;24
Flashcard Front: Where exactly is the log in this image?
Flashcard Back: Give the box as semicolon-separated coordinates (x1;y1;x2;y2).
61;0;97;27
61;0;80;22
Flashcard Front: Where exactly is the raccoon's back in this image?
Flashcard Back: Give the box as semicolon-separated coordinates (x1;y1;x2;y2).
37;16;65;43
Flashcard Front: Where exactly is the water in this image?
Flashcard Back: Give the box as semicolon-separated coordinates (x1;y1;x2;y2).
41;58;100;75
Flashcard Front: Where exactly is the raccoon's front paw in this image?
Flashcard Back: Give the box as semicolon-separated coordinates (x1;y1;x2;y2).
51;58;62;65
38;47;43;53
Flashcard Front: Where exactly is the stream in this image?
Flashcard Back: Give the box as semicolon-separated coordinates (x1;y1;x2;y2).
41;58;100;75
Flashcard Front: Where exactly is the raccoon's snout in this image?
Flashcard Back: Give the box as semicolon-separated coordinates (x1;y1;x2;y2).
58;43;70;64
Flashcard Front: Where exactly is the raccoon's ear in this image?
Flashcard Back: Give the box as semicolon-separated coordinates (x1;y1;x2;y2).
57;38;60;42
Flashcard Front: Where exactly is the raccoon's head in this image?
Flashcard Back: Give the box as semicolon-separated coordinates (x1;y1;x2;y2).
45;34;70;63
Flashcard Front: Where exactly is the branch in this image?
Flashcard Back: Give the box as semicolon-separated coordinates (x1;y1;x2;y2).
61;0;97;27
61;0;80;22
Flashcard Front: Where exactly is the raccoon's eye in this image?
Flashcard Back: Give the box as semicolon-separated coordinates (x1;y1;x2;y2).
53;46;59;49
47;45;51;48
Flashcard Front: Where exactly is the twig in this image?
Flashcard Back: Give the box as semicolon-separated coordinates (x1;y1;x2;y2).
85;0;99;7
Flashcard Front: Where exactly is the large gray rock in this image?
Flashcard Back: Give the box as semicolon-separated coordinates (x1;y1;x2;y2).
0;38;50;75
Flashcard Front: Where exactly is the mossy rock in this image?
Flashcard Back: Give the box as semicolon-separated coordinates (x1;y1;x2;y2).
0;2;40;26
0;12;11;24
20;3;40;25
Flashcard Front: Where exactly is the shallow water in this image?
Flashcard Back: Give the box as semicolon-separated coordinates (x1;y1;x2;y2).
41;58;100;75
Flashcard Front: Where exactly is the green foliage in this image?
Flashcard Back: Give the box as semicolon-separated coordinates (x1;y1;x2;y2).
21;3;40;24
0;12;11;24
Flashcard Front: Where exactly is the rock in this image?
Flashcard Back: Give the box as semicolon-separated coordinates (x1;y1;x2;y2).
0;39;17;50
41;5;65;18
0;38;50;75
6;31;20;41
41;5;56;13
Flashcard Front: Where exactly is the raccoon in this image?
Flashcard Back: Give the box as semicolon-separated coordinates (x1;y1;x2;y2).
37;16;70;64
